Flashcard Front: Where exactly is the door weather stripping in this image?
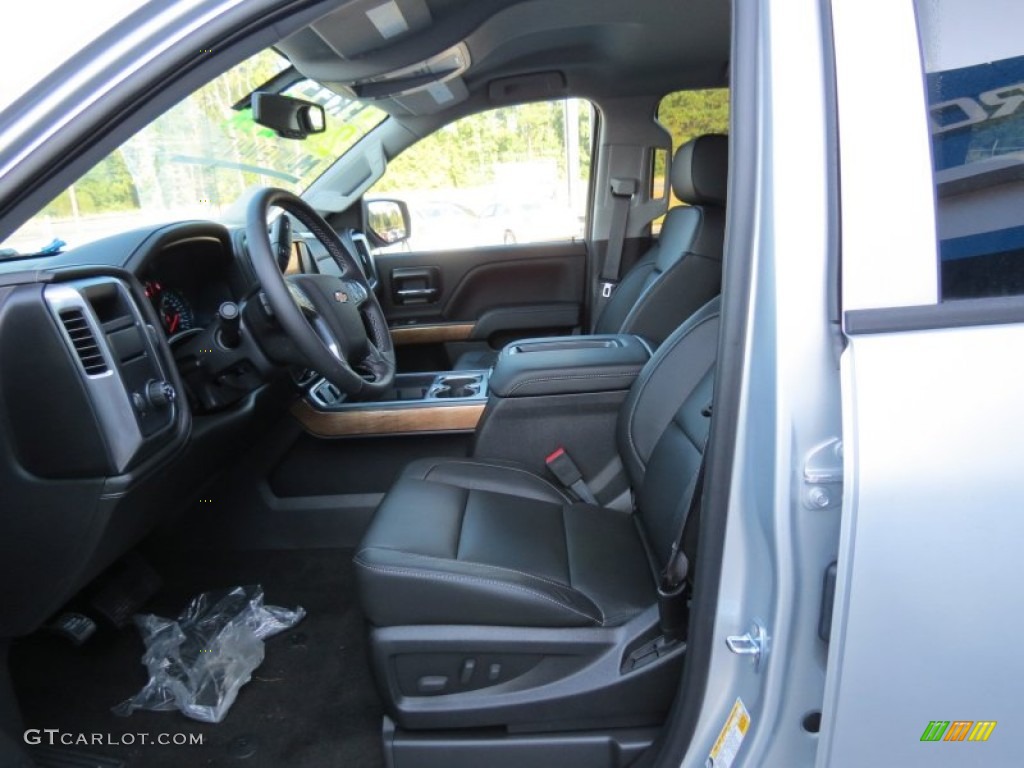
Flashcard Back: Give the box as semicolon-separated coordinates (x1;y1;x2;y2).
802;437;843;510
726;622;767;672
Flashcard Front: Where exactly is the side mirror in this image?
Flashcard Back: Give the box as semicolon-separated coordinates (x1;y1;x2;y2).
365;199;412;246
251;92;326;140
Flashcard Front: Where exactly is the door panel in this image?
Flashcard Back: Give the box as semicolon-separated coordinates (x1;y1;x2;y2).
822;1;1024;765
375;240;587;369
825;318;1024;767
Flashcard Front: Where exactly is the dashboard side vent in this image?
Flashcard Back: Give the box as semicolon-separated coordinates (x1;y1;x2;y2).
59;309;108;375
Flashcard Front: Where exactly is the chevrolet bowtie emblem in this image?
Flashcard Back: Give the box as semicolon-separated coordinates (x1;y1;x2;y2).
334;290;349;303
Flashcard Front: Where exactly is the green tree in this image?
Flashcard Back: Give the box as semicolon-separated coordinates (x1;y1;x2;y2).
655;88;729;210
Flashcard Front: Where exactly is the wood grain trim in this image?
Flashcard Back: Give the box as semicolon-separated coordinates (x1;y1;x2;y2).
291;400;484;437
390;323;475;346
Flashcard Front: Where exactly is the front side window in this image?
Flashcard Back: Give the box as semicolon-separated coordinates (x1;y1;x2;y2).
915;0;1024;299
1;49;387;257
370;98;593;251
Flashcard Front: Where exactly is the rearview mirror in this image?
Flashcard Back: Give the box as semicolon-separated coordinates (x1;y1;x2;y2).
365;199;411;246
251;92;326;140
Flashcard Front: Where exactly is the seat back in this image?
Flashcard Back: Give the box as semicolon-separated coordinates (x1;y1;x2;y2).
594;134;727;347
616;297;720;571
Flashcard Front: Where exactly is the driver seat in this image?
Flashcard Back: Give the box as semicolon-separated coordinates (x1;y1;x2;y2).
354;296;720;730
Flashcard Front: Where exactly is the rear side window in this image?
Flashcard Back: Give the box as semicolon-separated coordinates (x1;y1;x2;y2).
655;89;729;210
915;1;1024;300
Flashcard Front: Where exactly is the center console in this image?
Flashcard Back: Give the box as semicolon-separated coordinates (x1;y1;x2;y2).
473;334;651;506
292;370;490;438
292;333;651;504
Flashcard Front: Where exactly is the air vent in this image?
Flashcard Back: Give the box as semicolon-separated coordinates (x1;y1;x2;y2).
59;309;108;375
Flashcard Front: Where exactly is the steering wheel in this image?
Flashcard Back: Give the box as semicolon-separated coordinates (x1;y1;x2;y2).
247;187;395;400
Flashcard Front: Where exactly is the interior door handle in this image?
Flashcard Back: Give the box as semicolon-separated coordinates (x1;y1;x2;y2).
396;288;438;298
391;266;441;304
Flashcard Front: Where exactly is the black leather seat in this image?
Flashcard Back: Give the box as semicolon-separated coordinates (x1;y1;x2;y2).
452;133;726;371
355;297;720;631
355;457;655;628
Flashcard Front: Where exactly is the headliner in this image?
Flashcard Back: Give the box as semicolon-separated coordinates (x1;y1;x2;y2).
277;0;730;117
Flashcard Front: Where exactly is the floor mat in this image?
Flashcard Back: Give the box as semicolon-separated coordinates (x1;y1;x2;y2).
11;549;383;768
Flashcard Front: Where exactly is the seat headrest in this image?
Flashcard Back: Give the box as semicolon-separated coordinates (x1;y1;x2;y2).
670;133;728;206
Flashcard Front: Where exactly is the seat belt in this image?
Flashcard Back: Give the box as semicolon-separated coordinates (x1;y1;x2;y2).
545;447;598;505
594;177;637;329
657;436;709;641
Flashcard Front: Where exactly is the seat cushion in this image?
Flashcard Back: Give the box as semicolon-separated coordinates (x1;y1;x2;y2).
354;458;655;628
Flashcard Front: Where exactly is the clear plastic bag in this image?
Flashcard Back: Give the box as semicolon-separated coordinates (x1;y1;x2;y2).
113;585;305;723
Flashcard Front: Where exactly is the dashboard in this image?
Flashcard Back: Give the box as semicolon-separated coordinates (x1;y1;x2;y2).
142;239;234;336
0;218;339;636
0;216;383;636
138;229;249;337
0;216;380;636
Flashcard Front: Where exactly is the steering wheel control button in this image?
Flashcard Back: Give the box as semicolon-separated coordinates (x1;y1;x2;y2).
145;379;176;409
339;280;367;305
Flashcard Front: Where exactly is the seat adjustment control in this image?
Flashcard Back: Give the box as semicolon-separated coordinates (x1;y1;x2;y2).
417;675;448;694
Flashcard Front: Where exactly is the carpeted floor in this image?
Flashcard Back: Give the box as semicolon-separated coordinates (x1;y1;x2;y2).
11;549;383;768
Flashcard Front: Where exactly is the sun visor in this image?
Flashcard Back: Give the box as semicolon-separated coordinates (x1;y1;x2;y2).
305;139;387;213
347;42;470;100
311;0;433;59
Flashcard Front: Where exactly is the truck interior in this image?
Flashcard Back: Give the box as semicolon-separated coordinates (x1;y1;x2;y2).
0;1;743;766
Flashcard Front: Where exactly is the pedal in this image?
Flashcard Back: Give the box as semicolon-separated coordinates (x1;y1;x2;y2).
45;613;97;647
89;552;162;628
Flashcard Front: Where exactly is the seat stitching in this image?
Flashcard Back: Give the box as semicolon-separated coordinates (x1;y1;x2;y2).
353;558;602;625
418;459;572;503
356;548;581;594
602;609;644;625
454;489;469;560
558;508;605;623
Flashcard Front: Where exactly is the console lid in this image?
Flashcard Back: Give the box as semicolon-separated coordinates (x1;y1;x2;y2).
489;335;652;397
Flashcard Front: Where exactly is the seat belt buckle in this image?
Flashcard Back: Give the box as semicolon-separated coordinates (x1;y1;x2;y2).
545;447;597;504
600;281;615;298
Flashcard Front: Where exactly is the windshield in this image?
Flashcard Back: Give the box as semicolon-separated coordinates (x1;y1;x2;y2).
0;49;386;257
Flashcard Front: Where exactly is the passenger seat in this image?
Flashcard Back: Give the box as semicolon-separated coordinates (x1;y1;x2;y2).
453;133;726;370
353;295;722;729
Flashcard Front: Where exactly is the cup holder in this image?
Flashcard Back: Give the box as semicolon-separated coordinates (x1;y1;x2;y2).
431;374;483;399
434;383;479;398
